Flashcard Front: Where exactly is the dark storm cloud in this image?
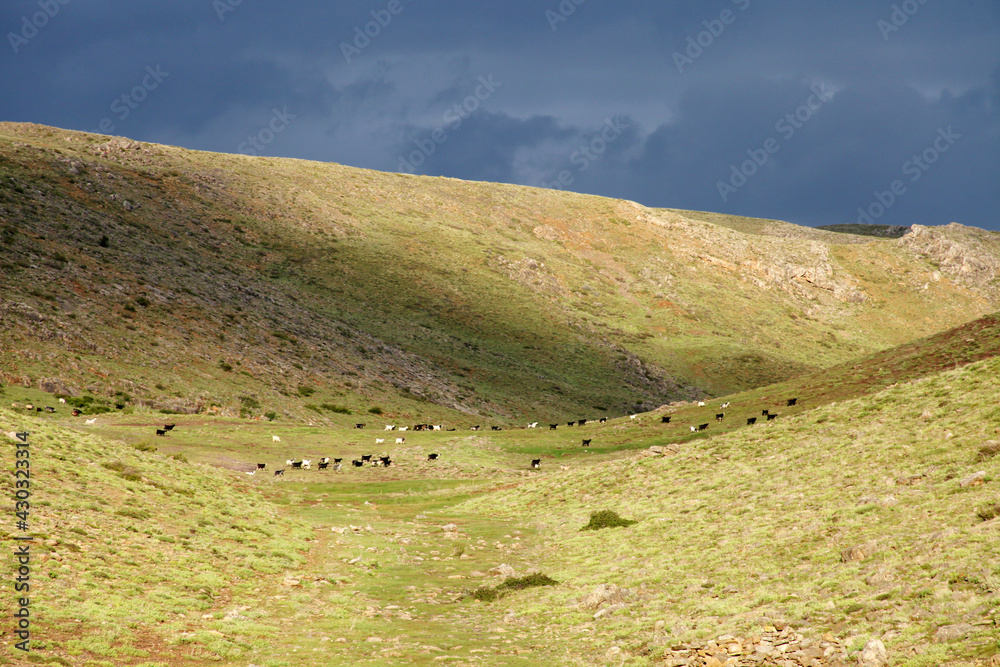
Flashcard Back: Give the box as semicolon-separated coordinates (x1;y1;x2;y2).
1;0;997;229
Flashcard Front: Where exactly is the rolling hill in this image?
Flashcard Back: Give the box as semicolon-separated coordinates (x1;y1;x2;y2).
1;122;999;425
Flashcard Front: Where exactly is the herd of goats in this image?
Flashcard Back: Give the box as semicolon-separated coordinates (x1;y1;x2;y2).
12;395;799;475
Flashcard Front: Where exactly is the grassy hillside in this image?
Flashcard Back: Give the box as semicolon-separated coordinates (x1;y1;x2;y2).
2;314;999;665
1;123;999;424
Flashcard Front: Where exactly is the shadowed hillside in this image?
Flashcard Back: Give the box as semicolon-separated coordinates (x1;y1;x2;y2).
1;122;999;424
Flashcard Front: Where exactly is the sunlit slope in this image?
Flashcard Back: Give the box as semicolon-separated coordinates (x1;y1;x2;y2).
457;355;1000;665
1;122;998;422
0;409;312;664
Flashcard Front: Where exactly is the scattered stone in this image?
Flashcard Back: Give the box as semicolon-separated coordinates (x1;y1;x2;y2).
442;523;458;532
488;564;516;577
959;471;987;488
859;638;887;666
841;541;877;563
933;623;974;643
580;583;632;610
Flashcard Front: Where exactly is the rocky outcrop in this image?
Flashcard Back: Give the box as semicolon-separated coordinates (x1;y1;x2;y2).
899;223;1000;290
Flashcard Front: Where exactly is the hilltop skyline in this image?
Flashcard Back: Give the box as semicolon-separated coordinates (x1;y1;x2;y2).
2;1;998;230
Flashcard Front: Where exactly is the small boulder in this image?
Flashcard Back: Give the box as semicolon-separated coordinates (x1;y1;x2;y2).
933;623;974;643
841;541;878;563
959;471;987;488
489;563;516;577
859;638;888;666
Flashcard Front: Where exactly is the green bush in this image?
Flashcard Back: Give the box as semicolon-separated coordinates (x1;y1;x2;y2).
101;460;142;481
219;360;233;372
264;411;277;421
297;385;316;397
133;441;157;453
467;573;558;603
368;406;384;415
580;510;638;531
321;403;352;414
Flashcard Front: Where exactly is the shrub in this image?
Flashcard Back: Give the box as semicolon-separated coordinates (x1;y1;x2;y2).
135;296;151;308
170;453;188;463
368;406;383;415
469;587;500;602
133;441;157;453
297;385;316;397
239;395;260;409
264;411;277;421
581;510;638;531
321;403;352;414
115;508;151;520
219;360;233;372
496;573;559;591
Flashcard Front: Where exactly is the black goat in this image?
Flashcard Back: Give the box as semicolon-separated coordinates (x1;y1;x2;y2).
698;423;709;431
787;398;798;406
582;439;591;446
155;429;166;436
661;415;671;424
746;417;757;425
549;424;558;430
530;459;541;469
256;463;266;470
428;453;439;460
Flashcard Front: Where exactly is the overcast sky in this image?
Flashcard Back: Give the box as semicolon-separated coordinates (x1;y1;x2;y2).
2;1;998;230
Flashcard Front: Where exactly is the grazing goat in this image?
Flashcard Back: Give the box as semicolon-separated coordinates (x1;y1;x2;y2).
629;414;637;420
274;469;284;476
257;463;266;470
333;463;342;471
291;460;303;469
661;415;671;424
690;426;696;432
528;422;538;428
272;435;281;443
384;425;396;431
491;426;501;431
697;401;706;407
361;454;372;462
399;426;408;432
531;459;541;469
766;413;777;421
352;460;363;467
85;418;97;425
318;462;329;470
155;429;166;436
787;398;798;406
164;424;175;431
58;398;66;404
582;439;591;446
245;470;256;475
44;406;55;413
715;413;725;422
376;438;385;445
301;459;312;469
319;457;330;465
379;456;392;467
721;402;730;409
698;423;709;431
333;458;343;464
746;417;757;425
428;453;439;460
355;423;366;429
72;409;82;416
567;422;574;427
549;424;558;430
599;418;607;424
395;437;405;445
762;409;769;416
578;419;587;426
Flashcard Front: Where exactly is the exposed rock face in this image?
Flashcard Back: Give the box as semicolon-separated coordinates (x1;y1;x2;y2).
899;223;1000;290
